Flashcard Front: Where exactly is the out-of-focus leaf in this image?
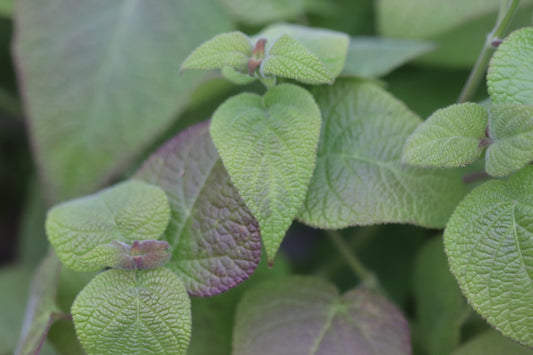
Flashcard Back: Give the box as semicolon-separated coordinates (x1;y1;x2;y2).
136;121;262;296
218;0;304;25
14;0;233;201
452;330;533;355
233;276;411;355
342;37;435;78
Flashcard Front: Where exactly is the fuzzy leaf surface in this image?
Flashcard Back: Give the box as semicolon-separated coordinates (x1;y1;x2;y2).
403;103;488;168
299;79;466;229
181;32;251;73
136;121;262;296
342;37;435;78
14;0;232;200
46;180;170;272
72;268;191;355
210;85;321;263
254;24;349;77
488;27;533;105
233;276;411;355
486;104;533;177
444;166;533;347
261;34;333;84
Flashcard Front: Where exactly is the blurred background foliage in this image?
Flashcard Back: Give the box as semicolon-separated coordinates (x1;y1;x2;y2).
1;0;532;354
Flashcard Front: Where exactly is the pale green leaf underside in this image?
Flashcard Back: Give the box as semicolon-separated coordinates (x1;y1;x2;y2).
444;166;533;347
210;84;321;263
72;268;191;355
299;79;466;229
46;180;170;272
262;34;333;84
488;27;533;105
233;276;411;355
221;66;256;85
486;104;533;177
218;0;304;25
403;102;488;168
254;23;349;77
342;37;435;78
181;32;252;73
451;330;533;355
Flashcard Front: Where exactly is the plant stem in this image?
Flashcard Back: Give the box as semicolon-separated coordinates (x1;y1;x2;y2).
457;0;521;103
327;230;375;284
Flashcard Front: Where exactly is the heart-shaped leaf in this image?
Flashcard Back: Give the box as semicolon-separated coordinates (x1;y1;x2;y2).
72;268;191;355
181;32;252;73
46;180;170;272
210;84;321;263
485;104;533;177
488;27;533;105
403;103;488;168
135;121;262;296
299;78;466;229
233;276;411;355
14;0;233;201
444;166;533;347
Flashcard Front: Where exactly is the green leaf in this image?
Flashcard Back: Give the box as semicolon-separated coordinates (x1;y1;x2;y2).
342;37;435;78
210;85;321;263
486;104;533;177
0;0;13;17
72;268;191;355
135;121;262;296
14;0;233;201
444;166;533;347
414;238;470;355
221;66;256;85
254;23;349;77
181;32;251;73
299;78;466;229
233;276;411;355
15;252;62;355
261;34;333;84
402;103;489;168
218;0;304;25
46;180;170;272
488;27;533;105
451;330;533;355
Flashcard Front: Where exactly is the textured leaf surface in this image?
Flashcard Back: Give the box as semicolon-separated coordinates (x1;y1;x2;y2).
181;32;251;73
486;104;533;177
451;330;533;355
72;268;191;355
233;276;411;355
299;79;466;229
488;27;533;105
136;121;261;296
444;166;533;347
218;0;303;25
262;34;333;84
46;180;170;272
414;238;469;355
342;37;435;78
403;103;488;168
15;252;61;355
254;24;349;77
210;85;321;263
14;0;233;200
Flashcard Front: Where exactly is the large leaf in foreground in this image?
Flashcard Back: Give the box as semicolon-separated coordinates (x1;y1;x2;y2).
14;0;233;200
444;166;533;347
488;27;533;105
136;121;261;296
72;268;191;355
299;79;466;229
233;276;411;355
211;85;321;263
485;104;533;177
46;180;170;272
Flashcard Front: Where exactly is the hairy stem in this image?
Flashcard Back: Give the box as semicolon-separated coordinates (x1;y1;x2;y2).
457;0;521;103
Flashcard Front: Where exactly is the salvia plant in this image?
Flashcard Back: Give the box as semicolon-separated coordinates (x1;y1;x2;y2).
3;0;533;354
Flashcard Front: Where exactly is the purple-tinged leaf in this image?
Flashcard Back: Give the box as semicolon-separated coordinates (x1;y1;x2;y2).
135;121;262;296
233;276;412;355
